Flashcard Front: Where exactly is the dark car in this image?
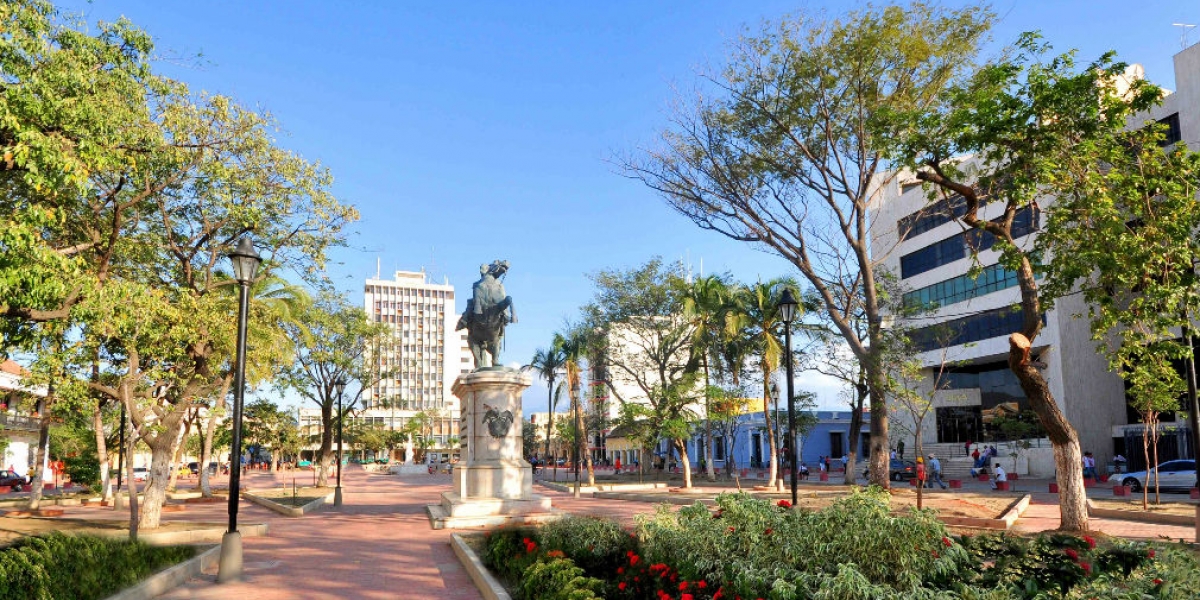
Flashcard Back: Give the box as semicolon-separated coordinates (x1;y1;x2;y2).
0;469;25;492
863;459;917;481
187;462;219;475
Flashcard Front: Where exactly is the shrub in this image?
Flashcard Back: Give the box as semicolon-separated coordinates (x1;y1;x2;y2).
62;453;100;490
518;557;604;600
537;516;634;576
0;532;195;600
483;527;541;584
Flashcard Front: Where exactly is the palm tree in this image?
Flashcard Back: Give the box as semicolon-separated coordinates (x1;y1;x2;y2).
729;278;797;490
557;330;590;493
529;342;566;465
683;274;733;481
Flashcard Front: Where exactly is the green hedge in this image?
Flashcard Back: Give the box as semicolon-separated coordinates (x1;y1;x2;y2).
0;532;196;600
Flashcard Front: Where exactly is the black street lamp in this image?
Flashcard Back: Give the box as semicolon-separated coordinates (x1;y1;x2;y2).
218;236;261;583
334;378;347;507
777;287;800;507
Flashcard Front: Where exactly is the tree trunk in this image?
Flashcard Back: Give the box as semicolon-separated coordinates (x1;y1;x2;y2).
138;442;175;530
27;399;50;511
198;380;229;497
844;383;867;485
762;377;778;490
1141;421;1151;510
167;418;190;493
318;402;334;487
1010;333;1088;531
866;367;891;489
703;358;715;482
675;439;693;489
123;413;139;541
94;401;112;501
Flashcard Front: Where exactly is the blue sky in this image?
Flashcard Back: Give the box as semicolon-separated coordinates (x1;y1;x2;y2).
60;1;1196;413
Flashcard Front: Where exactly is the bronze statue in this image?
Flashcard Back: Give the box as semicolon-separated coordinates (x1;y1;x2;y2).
456;260;516;368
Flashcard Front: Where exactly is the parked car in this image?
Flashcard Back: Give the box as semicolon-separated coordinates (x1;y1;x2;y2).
187;462;218;475
1121;459;1196;493
132;467;150;482
863;458;917;481
0;469;25;492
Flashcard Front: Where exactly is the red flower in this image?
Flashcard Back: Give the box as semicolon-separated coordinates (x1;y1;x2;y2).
682;595;694;600
617;567;625;574
546;550;565;558
1149;549;1156;558
777;499;792;508
1080;561;1092;574
680;581;689;591
1065;548;1079;561
629;554;640;566
932;550;939;558
763;528;773;536
619;582;627;591
697;581;707;589
942;537;952;547
1083;535;1096;549
728;526;736;533
1153;578;1163;585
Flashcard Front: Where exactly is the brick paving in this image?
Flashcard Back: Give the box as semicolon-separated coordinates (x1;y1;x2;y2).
25;466;1200;599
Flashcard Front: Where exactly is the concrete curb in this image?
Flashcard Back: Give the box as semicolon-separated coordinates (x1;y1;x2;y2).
938;494;1031;530
242;490;334;517
103;544;220;600
39;518;269;545
1086;498;1198;527
451;533;512;600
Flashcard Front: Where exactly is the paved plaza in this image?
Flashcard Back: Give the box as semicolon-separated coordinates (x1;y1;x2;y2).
31;466;1199;599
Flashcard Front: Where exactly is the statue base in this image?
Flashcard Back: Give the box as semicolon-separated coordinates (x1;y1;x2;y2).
425;367;560;529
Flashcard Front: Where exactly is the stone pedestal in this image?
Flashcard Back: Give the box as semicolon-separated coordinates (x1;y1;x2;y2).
427;368;560;529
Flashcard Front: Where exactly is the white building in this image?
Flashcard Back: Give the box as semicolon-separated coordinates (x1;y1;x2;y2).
0;360;48;477
299;270;474;462
869;43;1200;472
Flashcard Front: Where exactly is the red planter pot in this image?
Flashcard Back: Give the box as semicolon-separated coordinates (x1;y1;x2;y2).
948;480;962;489
1049;483;1059;493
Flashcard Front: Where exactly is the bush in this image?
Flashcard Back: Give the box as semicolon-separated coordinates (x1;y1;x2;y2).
483;527;541;583
0;532;195;600
62;454;100;490
518;558;604;600
537;515;634;576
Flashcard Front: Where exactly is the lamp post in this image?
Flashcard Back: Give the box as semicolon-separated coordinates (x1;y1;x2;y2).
777;288;799;507
218;236;261;584
334;378;347;507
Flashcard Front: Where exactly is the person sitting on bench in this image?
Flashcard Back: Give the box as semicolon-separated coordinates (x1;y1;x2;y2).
990;462;1007;490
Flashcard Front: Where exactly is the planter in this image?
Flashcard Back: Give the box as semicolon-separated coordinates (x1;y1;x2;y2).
1191;488;1199;500
948;479;962;489
1099;474;1109;483
1113;485;1130;497
978;474;989;482
819;473;828;482
1049;482;1059;493
995;481;1010;491
1084;477;1095;487
1007;473;1018;481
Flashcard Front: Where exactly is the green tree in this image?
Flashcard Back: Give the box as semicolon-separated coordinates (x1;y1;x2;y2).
683;274;735;482
584;259;703;488
623;3;994;487
529;342;566;462
244;398;300;472
280;292;390;486
889;35;1165;531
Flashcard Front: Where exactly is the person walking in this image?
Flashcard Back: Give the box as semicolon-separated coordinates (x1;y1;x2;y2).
927;454;948;489
896;440;905;459
964;440;972;457
1082;452;1097;480
614;456;622;475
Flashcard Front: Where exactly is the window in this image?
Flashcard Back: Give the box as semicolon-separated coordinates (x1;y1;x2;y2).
897;195;968;238
713;437;725;461
1158;113;1182;146
903;263;1020;309
909;306;1039;351
900;206;1038;278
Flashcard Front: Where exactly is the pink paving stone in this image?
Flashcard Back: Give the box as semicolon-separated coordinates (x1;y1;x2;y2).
28;469;1182;599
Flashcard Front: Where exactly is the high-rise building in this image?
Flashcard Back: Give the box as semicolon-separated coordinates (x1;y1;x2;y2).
360;270;473;458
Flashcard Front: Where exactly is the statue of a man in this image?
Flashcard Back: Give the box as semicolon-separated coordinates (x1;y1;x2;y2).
456;260;516;368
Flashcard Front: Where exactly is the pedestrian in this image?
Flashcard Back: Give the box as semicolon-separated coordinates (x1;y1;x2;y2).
964;440;972;456
896;440;905;459
990;462;1007;490
915;456;926;488
971;447;981;466
1082;452;1097;479
890;448;897;460
824;456;831;473
614;456;622;475
818;456;826;473
799;463;809;480
927;454;947;489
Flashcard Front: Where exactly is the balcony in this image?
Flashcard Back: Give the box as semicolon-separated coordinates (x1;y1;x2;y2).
0;414;41;432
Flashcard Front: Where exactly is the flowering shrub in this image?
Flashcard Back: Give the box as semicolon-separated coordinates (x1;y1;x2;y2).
483;491;1200;599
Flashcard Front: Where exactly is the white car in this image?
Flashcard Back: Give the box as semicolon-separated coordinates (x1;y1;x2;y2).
132;467;150;482
1120;459;1196;493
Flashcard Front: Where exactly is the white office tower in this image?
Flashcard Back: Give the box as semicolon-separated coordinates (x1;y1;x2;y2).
361;270;474;461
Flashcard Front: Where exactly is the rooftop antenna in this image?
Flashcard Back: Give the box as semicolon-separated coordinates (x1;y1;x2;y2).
375;257;381;280
1174;23;1197;50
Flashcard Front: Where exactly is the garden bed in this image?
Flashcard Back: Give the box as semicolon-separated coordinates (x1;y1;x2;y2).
243;486;334;516
0;516;267;547
1088;498;1199;526
0;532;199;600
465;490;1200;600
